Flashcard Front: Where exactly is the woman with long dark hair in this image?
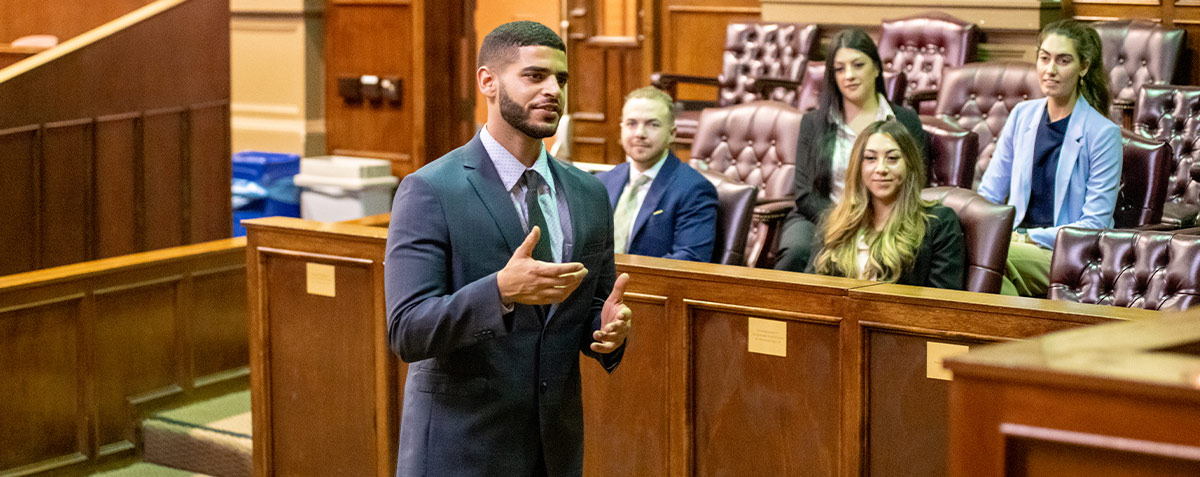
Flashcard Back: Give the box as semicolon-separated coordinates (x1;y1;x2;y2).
977;19;1121;296
775;28;928;272
808;120;964;289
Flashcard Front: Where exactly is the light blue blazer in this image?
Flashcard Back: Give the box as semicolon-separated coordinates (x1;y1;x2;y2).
977;96;1122;249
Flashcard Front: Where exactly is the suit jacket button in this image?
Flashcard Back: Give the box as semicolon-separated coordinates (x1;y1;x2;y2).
540;381;549;394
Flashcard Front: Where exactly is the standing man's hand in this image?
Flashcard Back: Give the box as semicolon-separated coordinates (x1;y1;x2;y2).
591;273;631;353
497;226;588;305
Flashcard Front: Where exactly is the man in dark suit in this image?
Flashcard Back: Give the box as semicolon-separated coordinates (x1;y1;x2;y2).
384;21;631;476
597;87;718;262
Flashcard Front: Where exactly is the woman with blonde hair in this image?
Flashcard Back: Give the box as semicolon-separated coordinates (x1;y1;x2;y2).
809;120;965;289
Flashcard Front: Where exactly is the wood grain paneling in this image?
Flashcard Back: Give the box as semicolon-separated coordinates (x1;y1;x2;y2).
0;0;230;274
0;0;153;43
692;304;840;476
0;237;247;474
94;114;141;259
40;120;93;269
0;298;81;471
266;253;378;476
661;3;760;100
0;126;38;275
582;295;670;476
94;278;179;447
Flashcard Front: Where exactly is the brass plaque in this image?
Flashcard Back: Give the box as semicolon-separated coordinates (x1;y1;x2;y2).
306;263;336;297
927;341;970;381
748;318;787;357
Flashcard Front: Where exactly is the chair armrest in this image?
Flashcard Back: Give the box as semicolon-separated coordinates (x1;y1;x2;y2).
650;72;722;99
906;89;939;110
753;200;795;223
920;115;978;188
1113;100;1135;129
745;77;804;96
1130;223;1177;231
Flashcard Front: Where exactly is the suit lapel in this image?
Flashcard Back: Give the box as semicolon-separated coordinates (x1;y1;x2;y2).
630;153;678;243
1012;99;1044;221
1054;97;1090;222
463;136;525;254
603;162;629;207
550;158;588;263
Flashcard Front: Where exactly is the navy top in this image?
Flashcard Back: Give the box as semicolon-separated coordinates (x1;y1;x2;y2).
1022;109;1071;229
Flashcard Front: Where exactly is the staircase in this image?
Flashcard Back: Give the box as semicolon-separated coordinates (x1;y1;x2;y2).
92;390;252;476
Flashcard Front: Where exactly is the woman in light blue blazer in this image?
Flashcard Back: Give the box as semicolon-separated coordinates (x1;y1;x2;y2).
977;19;1122;297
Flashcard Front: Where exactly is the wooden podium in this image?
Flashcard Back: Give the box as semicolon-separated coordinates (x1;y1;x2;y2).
946;309;1200;476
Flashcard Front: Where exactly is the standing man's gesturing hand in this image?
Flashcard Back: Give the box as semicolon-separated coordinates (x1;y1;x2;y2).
497;226;588;305
591;273;632;353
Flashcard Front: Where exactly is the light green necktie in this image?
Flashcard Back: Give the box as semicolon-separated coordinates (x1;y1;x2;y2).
613;175;651;254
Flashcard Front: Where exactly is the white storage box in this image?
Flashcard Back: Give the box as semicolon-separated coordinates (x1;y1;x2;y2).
293;156;399;222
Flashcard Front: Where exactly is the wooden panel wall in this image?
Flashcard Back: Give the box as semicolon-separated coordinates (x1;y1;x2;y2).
324;0;473;178
0;0;231;275
1072;0;1200;85
0;0;153;43
244;216;1163;477
0;238;248;475
659;0;761;100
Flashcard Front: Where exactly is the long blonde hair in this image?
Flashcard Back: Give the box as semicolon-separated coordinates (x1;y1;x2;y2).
813;121;933;282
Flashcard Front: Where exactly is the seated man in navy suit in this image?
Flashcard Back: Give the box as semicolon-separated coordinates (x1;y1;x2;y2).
597;86;718;262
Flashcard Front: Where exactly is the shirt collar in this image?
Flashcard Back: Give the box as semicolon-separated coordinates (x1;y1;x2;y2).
625;150;669;186
480;124;554;192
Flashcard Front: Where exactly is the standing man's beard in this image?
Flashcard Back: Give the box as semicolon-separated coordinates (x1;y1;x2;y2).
499;85;558;139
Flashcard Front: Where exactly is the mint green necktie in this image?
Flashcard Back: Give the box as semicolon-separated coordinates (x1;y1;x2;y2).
613;175;650;254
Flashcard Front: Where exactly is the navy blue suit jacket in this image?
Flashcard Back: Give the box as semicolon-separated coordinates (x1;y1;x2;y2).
384;134;622;476
597;152;718;262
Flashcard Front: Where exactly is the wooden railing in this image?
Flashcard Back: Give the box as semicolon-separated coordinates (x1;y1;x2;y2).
244;216;1164;476
0;237;248;476
0;0;230;276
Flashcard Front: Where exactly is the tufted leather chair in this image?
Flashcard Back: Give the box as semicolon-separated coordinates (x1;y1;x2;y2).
689;101;804;267
921;117;978;189
921;187;1015;293
1131;85;1200;228
1116;129;1174;228
1092;19;1186;127
1048;227;1200;311
878;11;981;115
697;169;759;266
921;62;1044;190
652;23;818;145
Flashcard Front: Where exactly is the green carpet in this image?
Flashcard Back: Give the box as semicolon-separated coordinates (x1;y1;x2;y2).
91;462;210;476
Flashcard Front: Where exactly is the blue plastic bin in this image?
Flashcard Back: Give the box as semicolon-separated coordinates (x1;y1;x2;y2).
232;151;301;236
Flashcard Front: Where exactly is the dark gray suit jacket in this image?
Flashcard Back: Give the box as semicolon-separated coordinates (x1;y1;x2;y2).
384;134;623;476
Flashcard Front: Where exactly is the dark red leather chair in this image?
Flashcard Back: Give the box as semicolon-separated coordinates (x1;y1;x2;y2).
1092;19;1186;127
748;60;908;113
689;101;804;267
921;187;1015;293
1131;85;1200;228
697;169;759;266
651;22;818;146
877;11;981;115
920;61;1044;190
1116;129;1174;229
1048;227;1200;311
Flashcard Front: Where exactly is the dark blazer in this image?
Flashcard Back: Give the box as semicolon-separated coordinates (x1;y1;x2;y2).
597;152;719;262
808;204;966;290
384;134;623;477
792;102;927;223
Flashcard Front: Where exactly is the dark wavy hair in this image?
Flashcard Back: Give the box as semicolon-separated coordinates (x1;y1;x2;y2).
818;28;887;125
1038;19;1111;114
478;21;565;69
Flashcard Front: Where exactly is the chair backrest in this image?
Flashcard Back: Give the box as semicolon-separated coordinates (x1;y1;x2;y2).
921;116;978;189
1093;19;1186;117
697;169;759;265
878;11;980;114
921;187;1015;293
718;22;819;107
1116;129;1173;228
689;101;804;202
1049;227;1200;311
934;61;1044;190
1132;85;1200;227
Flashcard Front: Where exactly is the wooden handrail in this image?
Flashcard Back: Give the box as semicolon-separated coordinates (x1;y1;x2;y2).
0;0;187;82
0;236;244;290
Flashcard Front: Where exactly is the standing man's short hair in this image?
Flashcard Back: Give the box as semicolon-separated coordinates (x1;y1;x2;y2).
623;86;676;125
477;21;566;69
